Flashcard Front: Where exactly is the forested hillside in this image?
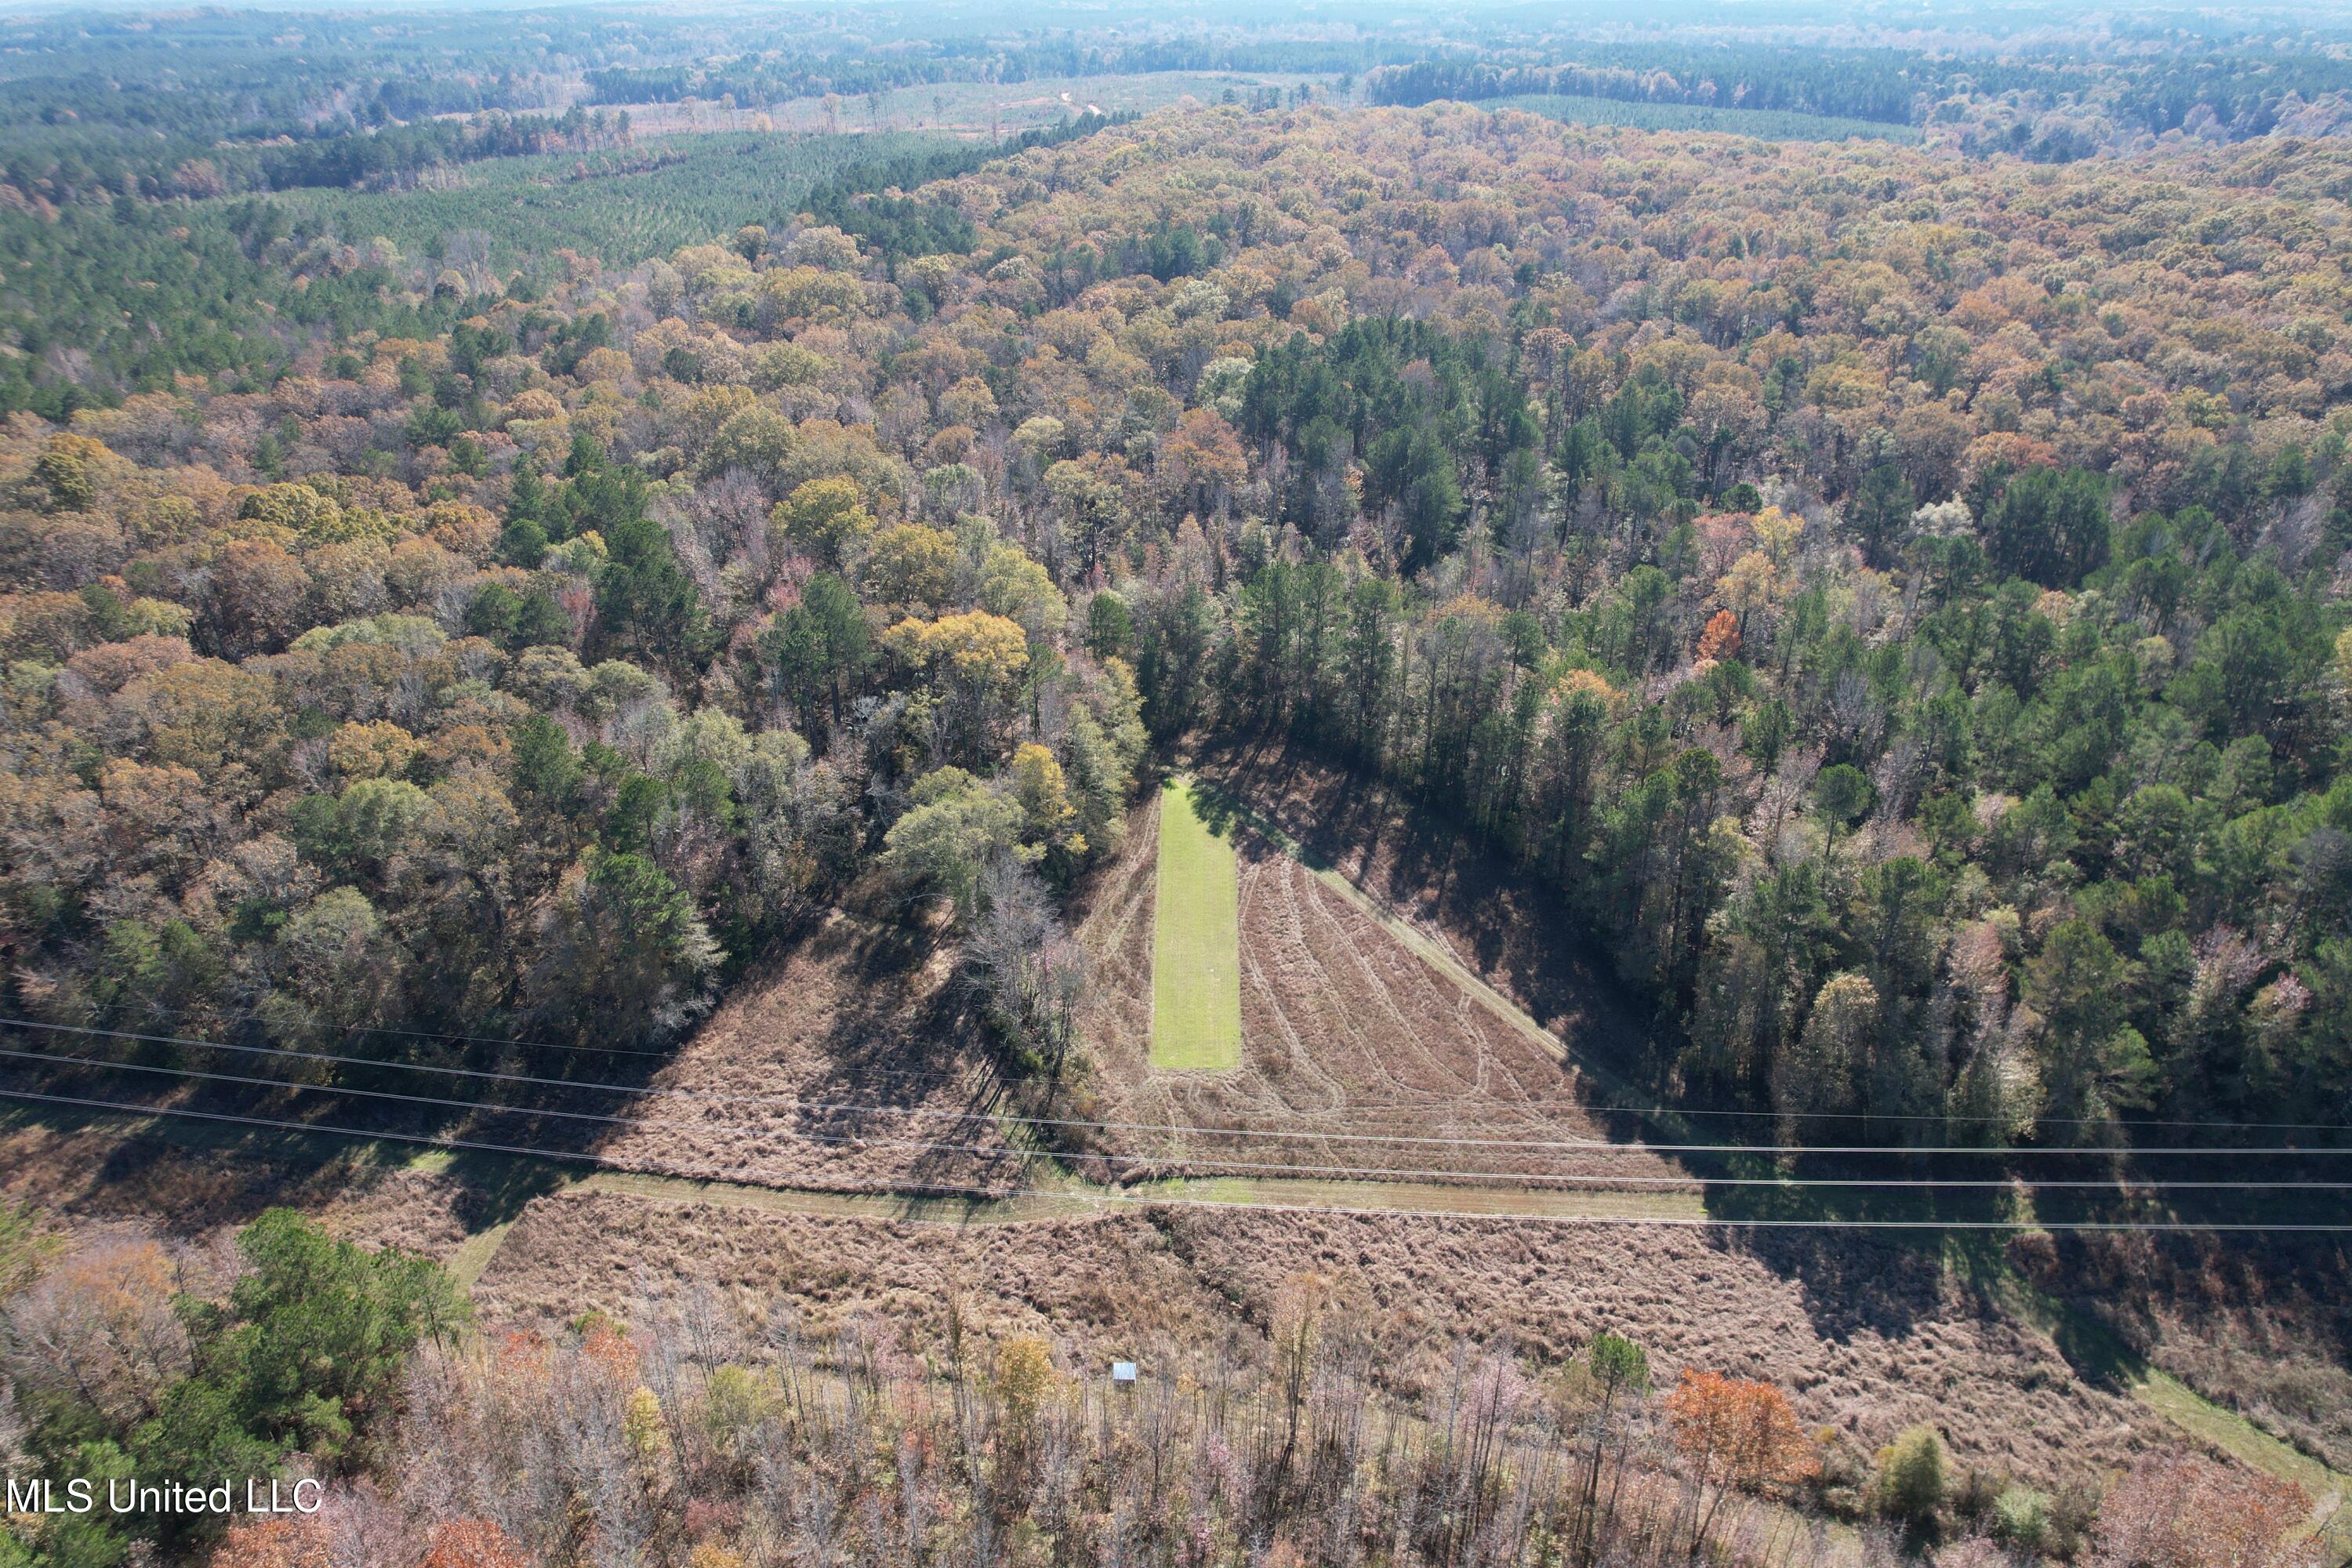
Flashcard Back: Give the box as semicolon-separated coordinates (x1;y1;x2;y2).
11;0;2352;418
5;99;2351;1152
10;1;2352;1555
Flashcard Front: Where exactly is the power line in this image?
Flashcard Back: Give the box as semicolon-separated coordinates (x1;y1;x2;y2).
6;1086;2350;1234
8;1018;2349;1159
0;1047;992;1163
0;1084;982;1196
99;1002;682;1060
42;1004;2352;1135
306;1018;676;1059
16;1047;2352;1195
5;1014;1007;1111
1104;1193;2352;1234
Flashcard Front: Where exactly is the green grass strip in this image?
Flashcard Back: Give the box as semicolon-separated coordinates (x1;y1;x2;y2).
1151;777;1243;1071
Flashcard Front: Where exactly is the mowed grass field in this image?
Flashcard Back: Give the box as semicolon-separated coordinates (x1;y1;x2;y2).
1151;778;1243;1070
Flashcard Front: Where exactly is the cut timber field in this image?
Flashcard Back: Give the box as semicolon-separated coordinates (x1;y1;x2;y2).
1082;767;1679;1181
9;1111;2351;1523
590;910;1029;1192
1149;777;1243;1071
260;129;951;270
460;1196;2178;1489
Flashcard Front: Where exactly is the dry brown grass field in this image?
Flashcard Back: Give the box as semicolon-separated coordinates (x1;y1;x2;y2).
464;1189;2171;1488
589;909;1033;1194
1073;772;1684;1185
6;1089;2345;1508
5;747;2346;1519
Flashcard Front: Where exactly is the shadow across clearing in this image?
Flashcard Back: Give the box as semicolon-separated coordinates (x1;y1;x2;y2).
1179;737;2352;1348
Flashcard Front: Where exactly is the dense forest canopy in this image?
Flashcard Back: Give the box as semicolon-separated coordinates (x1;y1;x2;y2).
5;74;2352;1150
10;0;2352;423
8;9;2352;1566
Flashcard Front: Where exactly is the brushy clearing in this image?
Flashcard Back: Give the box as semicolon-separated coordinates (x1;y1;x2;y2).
1150;778;1244;1071
1080;779;1679;1183
467;1189;2171;1490
593;910;1030;1193
0;1116;474;1261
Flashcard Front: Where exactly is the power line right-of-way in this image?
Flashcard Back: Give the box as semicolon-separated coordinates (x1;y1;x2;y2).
10;1044;2352;1193
35;1005;2352;1134
6;1016;2350;1160
5;1084;2350;1234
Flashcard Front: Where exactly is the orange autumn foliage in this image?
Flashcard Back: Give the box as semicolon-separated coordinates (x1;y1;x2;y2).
208;1516;332;1568
422;1519;528;1568
1696;608;1741;663
1664;1369;1815;1494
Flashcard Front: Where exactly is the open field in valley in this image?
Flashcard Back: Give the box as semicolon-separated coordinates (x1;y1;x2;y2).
1076;763;1685;1185
6;1096;2347;1527
1149;777;1244;1071
465;1190;2171;1489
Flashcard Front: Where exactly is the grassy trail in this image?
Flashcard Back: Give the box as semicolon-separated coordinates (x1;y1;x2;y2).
13;767;2348;1528
14;1100;2347;1531
1150;777;1243;1070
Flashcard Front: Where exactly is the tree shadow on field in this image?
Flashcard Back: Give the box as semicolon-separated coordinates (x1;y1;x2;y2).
439;1148;572;1229
1181;736;1952;1341
1703;1221;1947;1345
2005;1227;2352;1400
1185;737;1676;1135
800;919;1027;1196
0;1099;568;1240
